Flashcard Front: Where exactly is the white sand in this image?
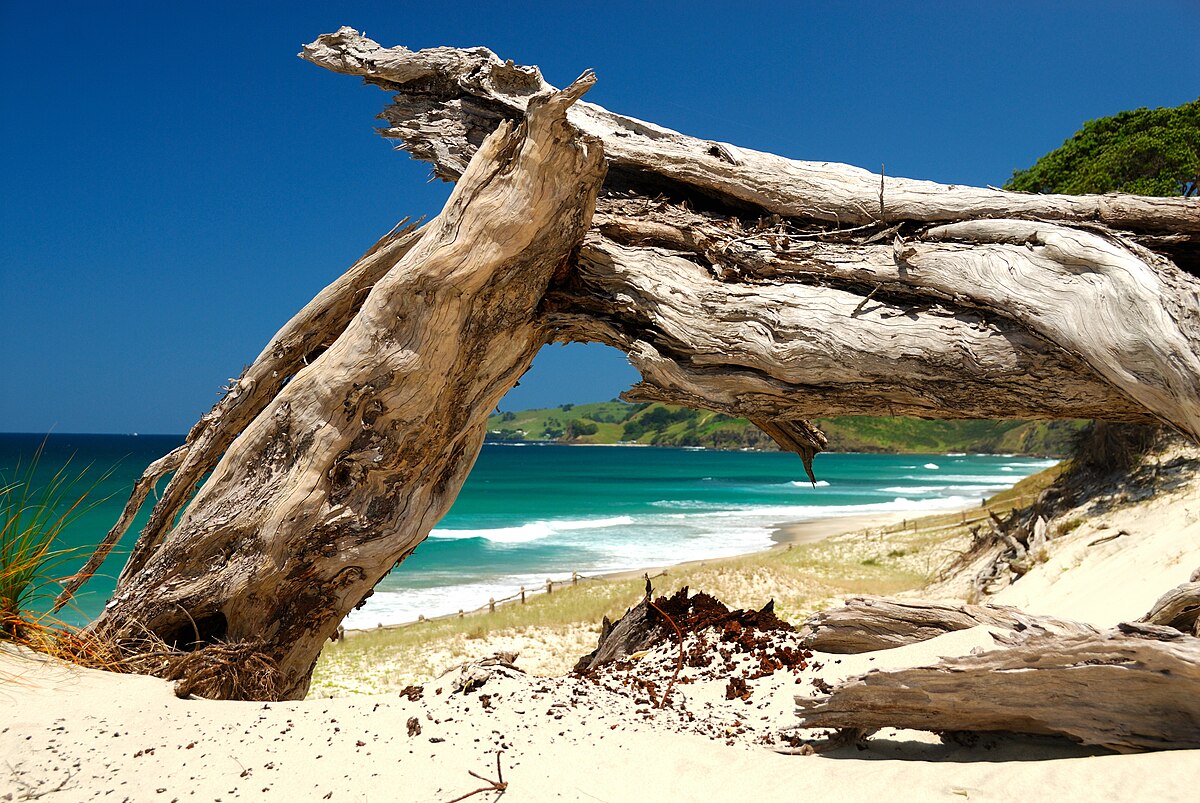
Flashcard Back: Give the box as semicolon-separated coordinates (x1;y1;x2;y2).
990;475;1200;627
4;466;1199;801
4;626;1194;802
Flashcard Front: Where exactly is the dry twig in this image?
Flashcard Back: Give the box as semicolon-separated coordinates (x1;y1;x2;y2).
444;751;507;802
646;597;684;708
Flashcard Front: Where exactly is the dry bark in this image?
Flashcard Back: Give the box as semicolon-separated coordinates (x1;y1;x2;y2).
1139;580;1200;636
301;28;1200;444
797;595;1097;654
793;625;1200;752
116;219;428;587
54;220;428;616
300;28;1199;236
76;31;1200;701
88;75;605;699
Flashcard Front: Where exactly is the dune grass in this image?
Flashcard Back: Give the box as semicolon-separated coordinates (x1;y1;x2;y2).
0;445;115;662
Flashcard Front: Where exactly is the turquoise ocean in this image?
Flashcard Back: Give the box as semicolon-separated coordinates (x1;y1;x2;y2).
0;433;1055;629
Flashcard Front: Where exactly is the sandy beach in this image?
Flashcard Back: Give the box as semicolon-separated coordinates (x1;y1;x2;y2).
4;625;1195;803
4;454;1199;801
771;511;910;545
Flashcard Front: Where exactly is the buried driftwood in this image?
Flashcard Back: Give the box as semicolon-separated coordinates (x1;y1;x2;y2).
1139;578;1200;636
793;625;1200;752
72;30;1200;700
797;595;1097;654
573;587;793;675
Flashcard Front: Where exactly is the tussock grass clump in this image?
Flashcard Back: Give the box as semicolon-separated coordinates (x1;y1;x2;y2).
0;443;117;666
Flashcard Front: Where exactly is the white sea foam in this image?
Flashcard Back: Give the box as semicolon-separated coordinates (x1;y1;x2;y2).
788;479;831;487
429;515;634;543
900;474;1020;483
879;484;1005;494
429;522;556;543
674;495;977;522
550;516;635;531
649;500;730;510
924;462;940;470
1001;466;1014;471
344;573;552;629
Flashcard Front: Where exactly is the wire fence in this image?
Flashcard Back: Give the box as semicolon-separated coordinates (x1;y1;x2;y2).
342;569;670;636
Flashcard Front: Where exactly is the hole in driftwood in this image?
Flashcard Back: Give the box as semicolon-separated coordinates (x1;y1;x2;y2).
163;610;228;652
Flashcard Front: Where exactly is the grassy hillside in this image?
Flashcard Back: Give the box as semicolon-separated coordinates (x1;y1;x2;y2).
487;402;1084;456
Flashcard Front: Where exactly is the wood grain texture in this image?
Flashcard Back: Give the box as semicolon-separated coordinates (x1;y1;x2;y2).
796;595;1097;654
89;76;605;699
302;28;1200;443
301;27;1200;236
1140;581;1200;636
119;220;428;586
544;233;1154;423
793;626;1200;752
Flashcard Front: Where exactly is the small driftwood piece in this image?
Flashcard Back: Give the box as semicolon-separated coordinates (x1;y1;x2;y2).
795;626;1200;752
1139;580;1200;636
573;600;658;675
797;595;1096;654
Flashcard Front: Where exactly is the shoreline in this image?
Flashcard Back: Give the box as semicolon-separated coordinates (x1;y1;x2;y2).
345;507;948;634
487;438;1070;459
591;510;916;586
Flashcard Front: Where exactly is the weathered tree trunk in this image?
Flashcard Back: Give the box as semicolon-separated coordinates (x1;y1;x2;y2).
793;624;1200;752
54;220;428;613
88;75;605;699
78;29;1200;700
301;28;1200;449
796;595;1097;654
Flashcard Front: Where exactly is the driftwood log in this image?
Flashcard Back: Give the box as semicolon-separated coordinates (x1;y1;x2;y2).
77;29;1200;699
53;220;428;612
797;595;1097;654
1139;579;1200;636
302;28;1200;448
88;74;606;699
794;625;1200;753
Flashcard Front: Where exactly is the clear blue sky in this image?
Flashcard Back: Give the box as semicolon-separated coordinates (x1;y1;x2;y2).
2;1;1197;434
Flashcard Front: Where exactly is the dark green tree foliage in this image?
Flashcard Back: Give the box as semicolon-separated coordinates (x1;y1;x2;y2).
1006;100;1197;464
1006;99;1199;196
564;418;598;438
